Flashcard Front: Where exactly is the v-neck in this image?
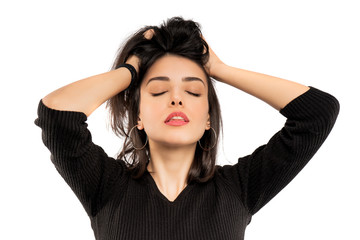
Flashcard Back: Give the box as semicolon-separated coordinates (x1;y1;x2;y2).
145;170;195;204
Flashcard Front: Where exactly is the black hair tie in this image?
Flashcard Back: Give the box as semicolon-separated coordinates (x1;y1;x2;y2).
116;63;137;90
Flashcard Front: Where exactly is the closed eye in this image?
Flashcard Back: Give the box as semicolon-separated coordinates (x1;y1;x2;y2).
151;91;201;97
186;91;201;97
151;91;167;96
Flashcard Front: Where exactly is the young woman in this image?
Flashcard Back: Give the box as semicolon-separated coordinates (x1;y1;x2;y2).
35;17;339;240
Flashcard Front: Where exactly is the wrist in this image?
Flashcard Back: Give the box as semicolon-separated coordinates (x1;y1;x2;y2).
210;62;228;81
115;63;137;91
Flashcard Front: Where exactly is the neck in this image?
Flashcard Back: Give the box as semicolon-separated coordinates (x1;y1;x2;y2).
146;140;197;199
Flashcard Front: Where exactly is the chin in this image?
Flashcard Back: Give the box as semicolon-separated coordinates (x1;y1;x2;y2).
152;137;198;148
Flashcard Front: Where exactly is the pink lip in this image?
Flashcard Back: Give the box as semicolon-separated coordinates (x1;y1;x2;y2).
164;111;189;126
165;121;188;126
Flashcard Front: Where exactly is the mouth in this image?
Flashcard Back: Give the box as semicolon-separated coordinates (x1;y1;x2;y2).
164;111;189;126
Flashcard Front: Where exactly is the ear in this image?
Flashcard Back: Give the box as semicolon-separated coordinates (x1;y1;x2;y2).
137;116;144;130
205;114;211;130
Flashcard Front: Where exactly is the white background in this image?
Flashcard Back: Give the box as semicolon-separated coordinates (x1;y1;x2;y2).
1;0;359;239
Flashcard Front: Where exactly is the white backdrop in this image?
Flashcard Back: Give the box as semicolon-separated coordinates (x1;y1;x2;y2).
1;0;359;239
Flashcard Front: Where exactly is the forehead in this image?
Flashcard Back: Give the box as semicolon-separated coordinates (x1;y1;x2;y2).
142;55;208;87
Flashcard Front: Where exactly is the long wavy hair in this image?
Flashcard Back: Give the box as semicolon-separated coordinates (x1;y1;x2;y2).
107;17;223;183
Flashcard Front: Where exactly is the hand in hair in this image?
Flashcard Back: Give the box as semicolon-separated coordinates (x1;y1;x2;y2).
202;37;225;80
125;55;140;74
124;29;155;74
143;29;155;40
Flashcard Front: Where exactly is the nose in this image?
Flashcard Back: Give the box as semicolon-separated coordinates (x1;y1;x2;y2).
169;88;183;107
170;94;183;106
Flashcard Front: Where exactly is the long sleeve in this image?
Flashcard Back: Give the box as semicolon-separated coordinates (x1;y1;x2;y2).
34;100;127;217
219;87;340;216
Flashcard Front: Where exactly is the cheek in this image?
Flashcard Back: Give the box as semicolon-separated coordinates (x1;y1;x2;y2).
189;99;209;122
139;97;164;125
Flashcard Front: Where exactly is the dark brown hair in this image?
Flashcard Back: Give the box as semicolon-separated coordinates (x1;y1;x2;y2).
107;17;223;183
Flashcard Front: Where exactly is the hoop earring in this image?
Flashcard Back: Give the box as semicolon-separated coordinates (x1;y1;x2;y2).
198;127;217;151
127;125;148;150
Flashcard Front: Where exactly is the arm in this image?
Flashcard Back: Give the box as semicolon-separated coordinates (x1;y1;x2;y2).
35;100;128;217
36;56;140;216
206;45;309;110
42;56;139;116
209;42;340;215
234;87;339;215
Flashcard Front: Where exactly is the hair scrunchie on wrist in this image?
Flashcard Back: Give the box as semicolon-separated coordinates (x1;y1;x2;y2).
115;63;137;90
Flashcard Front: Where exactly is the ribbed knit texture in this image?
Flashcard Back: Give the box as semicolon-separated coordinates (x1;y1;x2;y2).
35;87;339;240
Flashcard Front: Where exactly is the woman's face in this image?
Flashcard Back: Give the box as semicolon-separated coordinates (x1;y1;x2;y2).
138;54;210;148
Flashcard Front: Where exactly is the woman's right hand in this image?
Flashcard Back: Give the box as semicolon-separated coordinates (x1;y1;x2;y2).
125;55;140;74
124;29;155;74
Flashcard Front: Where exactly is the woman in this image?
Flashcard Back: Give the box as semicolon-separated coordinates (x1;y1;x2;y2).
35;17;339;239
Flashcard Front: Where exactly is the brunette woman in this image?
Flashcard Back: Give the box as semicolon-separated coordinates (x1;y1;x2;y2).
35;17;339;240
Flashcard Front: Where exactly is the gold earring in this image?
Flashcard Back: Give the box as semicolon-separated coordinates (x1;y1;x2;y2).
198;127;217;151
127;125;148;150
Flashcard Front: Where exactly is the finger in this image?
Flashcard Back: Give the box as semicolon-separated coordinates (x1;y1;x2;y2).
200;35;209;54
143;29;155;40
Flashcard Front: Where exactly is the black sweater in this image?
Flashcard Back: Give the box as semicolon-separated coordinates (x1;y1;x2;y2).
35;87;339;240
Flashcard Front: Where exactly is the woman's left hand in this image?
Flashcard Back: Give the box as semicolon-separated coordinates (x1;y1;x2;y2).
203;37;225;80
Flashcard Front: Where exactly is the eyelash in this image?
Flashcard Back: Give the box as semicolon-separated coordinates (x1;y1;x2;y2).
151;91;201;97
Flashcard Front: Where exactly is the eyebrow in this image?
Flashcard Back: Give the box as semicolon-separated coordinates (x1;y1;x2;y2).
146;76;205;86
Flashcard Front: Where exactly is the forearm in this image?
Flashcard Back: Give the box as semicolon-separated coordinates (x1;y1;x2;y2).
212;63;310;110
42;67;132;117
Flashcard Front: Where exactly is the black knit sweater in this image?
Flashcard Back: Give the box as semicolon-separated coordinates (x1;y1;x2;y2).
35;87;339;240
